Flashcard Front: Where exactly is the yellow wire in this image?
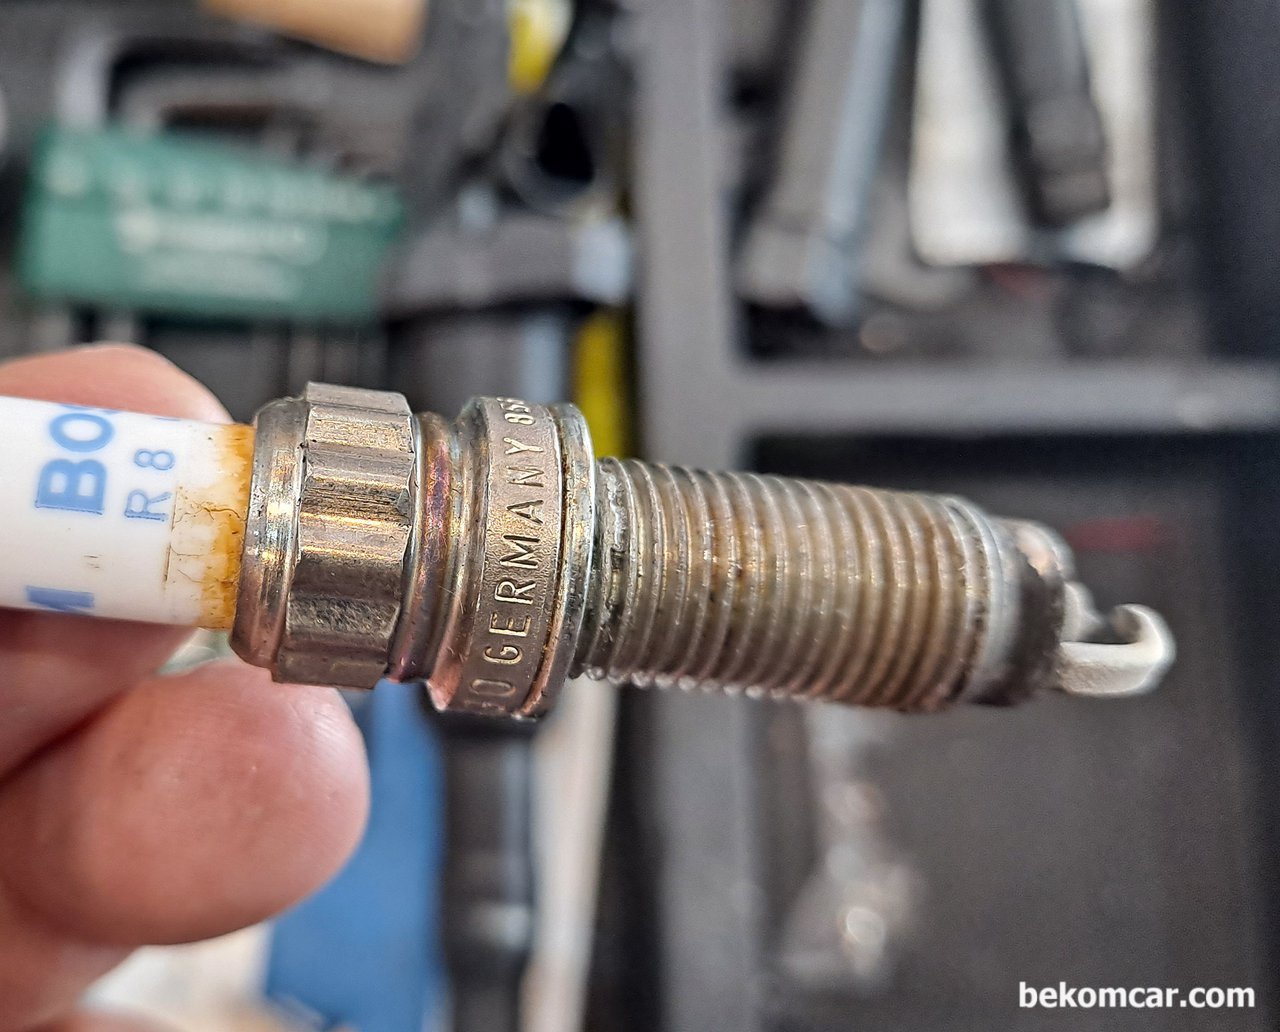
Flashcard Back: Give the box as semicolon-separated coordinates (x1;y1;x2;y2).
508;0;572;94
572;308;631;459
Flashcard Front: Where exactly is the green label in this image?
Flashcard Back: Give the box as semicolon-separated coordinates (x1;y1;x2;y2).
19;126;404;323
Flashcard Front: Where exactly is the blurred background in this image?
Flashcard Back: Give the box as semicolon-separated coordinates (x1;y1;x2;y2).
0;0;1278;1029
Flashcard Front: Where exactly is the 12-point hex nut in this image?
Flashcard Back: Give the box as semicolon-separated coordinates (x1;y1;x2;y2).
233;383;416;688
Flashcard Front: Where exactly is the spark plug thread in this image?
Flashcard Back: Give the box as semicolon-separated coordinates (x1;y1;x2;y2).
574;460;1056;711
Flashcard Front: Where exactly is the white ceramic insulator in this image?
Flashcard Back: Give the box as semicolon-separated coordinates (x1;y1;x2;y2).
0;395;253;629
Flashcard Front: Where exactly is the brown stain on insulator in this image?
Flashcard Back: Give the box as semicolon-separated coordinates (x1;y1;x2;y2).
171;423;255;631
198;423;256;630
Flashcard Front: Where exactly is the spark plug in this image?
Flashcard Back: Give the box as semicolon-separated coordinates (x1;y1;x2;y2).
1;383;1174;718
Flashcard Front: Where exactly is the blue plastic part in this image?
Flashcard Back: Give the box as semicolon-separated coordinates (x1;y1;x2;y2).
265;681;443;1032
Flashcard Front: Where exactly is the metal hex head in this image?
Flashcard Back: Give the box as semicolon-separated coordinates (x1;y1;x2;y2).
232;383;416;688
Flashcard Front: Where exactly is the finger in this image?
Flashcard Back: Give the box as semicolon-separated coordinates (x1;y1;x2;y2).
0;662;369;949
0;345;231;775
27;1011;168;1032
0;345;227;423
0;884;126;1032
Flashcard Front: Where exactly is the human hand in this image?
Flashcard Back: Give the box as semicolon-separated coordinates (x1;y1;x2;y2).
0;346;370;1032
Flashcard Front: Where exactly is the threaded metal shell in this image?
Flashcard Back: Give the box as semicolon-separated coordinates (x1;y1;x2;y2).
573;460;1019;712
241;388;1170;713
